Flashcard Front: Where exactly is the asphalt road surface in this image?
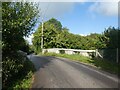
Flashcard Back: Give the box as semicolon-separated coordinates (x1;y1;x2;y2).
28;55;119;88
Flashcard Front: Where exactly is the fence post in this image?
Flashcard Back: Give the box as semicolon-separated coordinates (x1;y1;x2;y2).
95;49;98;57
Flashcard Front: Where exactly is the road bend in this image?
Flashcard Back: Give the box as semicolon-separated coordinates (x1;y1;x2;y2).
28;55;119;88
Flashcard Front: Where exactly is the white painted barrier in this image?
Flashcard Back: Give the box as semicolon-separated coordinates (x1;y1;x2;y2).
43;48;96;58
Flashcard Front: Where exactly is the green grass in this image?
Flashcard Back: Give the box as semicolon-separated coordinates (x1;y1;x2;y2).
42;53;119;74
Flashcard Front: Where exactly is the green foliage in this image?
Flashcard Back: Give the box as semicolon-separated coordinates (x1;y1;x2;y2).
86;33;107;49
103;27;119;49
12;71;33;89
2;2;39;88
2;52;27;88
7;58;35;89
33;18;63;54
97;27;120;62
29;44;35;54
2;2;39;53
19;39;30;54
47;18;62;30
8;58;35;89
33;18;106;53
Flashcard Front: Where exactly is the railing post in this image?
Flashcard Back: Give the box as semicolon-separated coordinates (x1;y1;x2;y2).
95;49;98;58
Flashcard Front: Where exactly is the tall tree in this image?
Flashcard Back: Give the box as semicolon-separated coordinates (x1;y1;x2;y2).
2;2;39;55
33;18;62;53
2;2;39;87
103;27;119;49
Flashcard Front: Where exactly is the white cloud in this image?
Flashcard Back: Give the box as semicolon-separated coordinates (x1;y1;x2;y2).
79;34;88;36
38;2;75;20
89;2;118;16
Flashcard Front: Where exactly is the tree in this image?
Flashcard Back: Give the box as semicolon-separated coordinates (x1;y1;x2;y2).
103;27;119;49
19;39;30;54
2;2;39;55
32;18;62;53
98;27;119;62
85;33;106;49
2;2;39;88
33;18;108;53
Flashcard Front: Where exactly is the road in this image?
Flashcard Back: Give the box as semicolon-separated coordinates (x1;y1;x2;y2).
28;55;119;88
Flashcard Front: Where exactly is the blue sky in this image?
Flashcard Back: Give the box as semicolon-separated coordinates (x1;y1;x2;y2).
57;2;117;35
25;2;118;44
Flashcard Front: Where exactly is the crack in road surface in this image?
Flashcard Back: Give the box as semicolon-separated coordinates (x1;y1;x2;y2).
29;55;119;88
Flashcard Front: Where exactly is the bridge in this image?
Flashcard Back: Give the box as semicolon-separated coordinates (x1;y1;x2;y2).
42;48;97;58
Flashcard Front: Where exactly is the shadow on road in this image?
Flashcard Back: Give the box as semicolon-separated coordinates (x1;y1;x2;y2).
31;55;54;71
30;55;57;88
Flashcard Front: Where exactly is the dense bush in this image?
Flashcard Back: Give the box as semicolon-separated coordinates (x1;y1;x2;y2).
105;49;117;62
2;52;35;88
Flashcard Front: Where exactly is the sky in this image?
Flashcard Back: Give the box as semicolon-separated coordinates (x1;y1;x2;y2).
25;1;118;44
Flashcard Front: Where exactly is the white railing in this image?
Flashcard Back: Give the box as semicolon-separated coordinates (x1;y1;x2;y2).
43;48;96;58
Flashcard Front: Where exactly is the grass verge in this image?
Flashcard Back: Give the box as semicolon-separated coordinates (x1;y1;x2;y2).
42;53;119;74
